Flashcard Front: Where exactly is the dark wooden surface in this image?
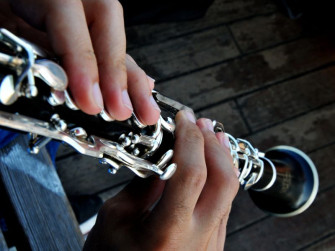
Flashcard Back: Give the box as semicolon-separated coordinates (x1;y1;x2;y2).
0;135;84;250
56;0;335;250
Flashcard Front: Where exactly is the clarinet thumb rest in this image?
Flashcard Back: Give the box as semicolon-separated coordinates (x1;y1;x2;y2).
248;146;319;217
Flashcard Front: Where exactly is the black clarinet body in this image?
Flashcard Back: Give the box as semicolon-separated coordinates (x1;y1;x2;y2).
0;28;319;217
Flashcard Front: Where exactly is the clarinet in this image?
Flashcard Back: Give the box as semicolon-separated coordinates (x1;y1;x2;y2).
0;29;319;217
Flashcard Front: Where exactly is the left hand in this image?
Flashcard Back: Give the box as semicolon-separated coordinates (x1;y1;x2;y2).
83;110;239;250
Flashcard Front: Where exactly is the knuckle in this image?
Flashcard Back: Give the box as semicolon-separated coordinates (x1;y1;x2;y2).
180;126;204;146
218;168;240;197
113;56;127;72
205;130;219;145
58;0;85;12
98;55;127;74
82;49;96;62
181;163;207;190
130;67;147;84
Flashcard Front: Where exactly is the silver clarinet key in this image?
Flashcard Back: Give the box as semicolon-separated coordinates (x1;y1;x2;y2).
0;28;319;217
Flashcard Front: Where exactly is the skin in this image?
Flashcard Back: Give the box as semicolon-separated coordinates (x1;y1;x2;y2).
84;110;240;251
1;3;239;249
0;0;160;124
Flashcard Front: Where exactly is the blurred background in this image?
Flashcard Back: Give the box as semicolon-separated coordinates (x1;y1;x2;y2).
56;0;335;250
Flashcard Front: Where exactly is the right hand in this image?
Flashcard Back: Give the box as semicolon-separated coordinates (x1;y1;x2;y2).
1;0;161;124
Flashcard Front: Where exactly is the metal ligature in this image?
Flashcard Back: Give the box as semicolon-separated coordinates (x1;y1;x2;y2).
0;29;319;217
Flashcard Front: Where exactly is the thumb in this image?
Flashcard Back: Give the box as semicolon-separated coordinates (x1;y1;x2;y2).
107;176;165;219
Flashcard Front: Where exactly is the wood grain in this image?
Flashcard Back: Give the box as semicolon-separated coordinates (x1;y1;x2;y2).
230;12;303;53
196;101;249;137
238;66;335;131
129;26;240;80
225;187;335;251
304;234;335;250
126;0;277;49
157;36;335;110
0;135;84;250
248;103;335;152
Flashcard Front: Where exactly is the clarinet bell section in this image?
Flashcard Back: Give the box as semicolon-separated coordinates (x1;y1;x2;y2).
248;146;319;217
213;122;319;217
0;28;319;217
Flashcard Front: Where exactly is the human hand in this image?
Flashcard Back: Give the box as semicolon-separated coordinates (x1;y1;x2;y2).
83;110;239;250
1;0;160;124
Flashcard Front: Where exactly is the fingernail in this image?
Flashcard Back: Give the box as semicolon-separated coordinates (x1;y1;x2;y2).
92;83;104;110
223;133;231;149
183;110;196;123
147;75;156;83
149;95;161;112
204;119;214;132
122;90;133;111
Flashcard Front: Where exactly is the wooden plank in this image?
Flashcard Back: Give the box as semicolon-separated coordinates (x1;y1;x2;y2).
196;101;249;137
129;26;240;80
230;12;303;53
126;0;277;49
156;36;335;110
248;103;335;153
227;190;267;234
304;234;335;251
225;187;335;250
309;144;335;191
0;135;84;250
237;66;335;131
57;154;135;196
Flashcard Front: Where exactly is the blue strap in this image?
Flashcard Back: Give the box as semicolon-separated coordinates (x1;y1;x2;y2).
0;128;60;165
0;128;19;148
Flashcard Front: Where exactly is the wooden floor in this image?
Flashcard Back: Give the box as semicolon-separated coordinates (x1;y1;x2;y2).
56;0;335;250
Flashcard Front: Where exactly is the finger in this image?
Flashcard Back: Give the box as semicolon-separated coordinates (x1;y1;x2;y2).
216;132;240;177
194;119;239;227
147;75;155;90
126;55;155;90
217;210;230;248
83;0;133;121
126;55;161;125
206;209;230;250
45;0;103;115
147;110;206;232
102;177;165;220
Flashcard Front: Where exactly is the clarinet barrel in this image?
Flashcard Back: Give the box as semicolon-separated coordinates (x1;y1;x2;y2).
248;146;318;217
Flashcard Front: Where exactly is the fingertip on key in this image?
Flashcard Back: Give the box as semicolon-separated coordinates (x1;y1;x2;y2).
180;109;196;123
149;95;161;113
